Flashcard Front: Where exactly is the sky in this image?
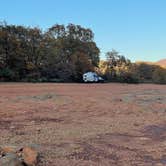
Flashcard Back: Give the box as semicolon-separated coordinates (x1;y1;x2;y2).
0;0;166;62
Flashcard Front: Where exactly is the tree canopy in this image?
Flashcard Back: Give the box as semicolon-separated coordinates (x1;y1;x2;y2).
0;22;100;82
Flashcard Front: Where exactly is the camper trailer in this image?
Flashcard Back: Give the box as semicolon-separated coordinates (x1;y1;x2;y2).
83;72;104;83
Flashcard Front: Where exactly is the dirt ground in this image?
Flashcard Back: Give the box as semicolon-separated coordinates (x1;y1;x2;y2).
0;83;166;166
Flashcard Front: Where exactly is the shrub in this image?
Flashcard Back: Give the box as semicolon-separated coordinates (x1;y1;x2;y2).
0;68;16;81
117;71;139;83
152;67;166;84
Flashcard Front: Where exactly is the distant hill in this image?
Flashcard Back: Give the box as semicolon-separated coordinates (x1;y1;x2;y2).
135;59;166;68
156;59;166;67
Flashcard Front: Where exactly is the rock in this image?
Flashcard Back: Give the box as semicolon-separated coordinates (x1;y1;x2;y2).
0;145;39;166
1;146;17;154
0;153;23;166
22;147;38;166
0;146;19;158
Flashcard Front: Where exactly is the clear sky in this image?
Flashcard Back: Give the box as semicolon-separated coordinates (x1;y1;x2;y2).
0;0;166;62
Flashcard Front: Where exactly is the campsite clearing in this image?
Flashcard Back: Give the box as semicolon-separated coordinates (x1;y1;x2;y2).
0;83;166;165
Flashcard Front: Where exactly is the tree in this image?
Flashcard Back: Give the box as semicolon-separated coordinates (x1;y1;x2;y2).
152;67;166;84
104;49;131;81
44;24;100;81
0;23;27;80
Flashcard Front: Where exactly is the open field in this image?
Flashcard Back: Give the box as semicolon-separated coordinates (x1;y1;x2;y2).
0;83;166;166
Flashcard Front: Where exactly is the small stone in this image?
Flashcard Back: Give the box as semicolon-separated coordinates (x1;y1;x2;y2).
139;137;150;141
2;146;16;154
10;126;15;129
22;147;38;166
156;163;164;166
0;146;20;157
0;153;23;166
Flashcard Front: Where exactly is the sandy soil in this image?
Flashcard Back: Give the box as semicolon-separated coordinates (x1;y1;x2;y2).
0;83;166;166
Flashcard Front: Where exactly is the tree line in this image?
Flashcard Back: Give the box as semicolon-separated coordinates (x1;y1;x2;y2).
0;22;166;84
99;50;166;84
0;22;99;82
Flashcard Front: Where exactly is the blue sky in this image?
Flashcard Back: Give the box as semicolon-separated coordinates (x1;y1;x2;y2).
0;0;166;62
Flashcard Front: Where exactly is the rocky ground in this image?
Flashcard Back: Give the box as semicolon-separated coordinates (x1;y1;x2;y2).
0;83;166;166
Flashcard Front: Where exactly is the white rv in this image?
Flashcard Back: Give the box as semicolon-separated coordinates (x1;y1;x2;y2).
83;72;104;83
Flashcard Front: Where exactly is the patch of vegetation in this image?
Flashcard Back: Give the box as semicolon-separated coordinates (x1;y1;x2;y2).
0;22;165;84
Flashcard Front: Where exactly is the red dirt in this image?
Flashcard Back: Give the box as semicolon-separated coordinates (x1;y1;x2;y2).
0;83;166;166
